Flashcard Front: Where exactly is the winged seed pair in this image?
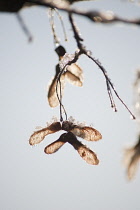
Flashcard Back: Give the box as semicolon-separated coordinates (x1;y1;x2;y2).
29;120;102;165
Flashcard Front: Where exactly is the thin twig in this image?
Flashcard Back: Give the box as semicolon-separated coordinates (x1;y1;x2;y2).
68;12;83;49
25;0;136;119
48;8;68;45
68;13;136;119
26;0;140;26
55;9;68;42
48;8;60;46
106;80;117;112
16;13;33;42
87;53;136;119
55;50;82;121
56;70;68;122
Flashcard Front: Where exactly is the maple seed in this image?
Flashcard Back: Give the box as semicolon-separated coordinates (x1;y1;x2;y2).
62;120;102;141
44;132;99;165
29;122;61;146
66;132;99;165
48;45;83;108
44;133;67;154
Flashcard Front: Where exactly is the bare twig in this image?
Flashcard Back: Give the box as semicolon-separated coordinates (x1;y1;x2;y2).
106;80;117;112
55;9;68;42
55;49;82;121
48;8;68;45
68;12;83;49
87;53;136;119
26;0;140;26
16;12;33;42
67;13;136;119
48;8;60;45
23;0;136;119
56;76;68;122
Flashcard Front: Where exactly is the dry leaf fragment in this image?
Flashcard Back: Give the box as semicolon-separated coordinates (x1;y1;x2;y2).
29;122;61;145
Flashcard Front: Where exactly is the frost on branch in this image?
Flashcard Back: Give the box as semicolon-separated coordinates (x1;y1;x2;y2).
59;53;75;70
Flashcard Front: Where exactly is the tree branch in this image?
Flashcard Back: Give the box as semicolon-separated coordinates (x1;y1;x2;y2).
57;13;136;119
25;0;140;26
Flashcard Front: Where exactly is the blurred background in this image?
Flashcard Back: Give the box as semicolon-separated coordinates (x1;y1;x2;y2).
0;0;140;209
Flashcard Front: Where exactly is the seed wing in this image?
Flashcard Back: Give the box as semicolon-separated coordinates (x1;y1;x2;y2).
65;63;83;87
67;132;99;165
127;152;140;180
29;122;61;145
44;135;67;154
76;143;99;165
48;65;65;107
65;70;83;87
124;147;140;180
70;126;102;141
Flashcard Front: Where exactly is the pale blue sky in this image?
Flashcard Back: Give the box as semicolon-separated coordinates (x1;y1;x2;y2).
0;0;140;210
